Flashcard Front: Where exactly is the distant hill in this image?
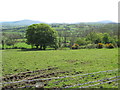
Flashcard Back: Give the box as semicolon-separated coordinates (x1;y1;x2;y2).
69;20;117;24
1;20;117;26
1;19;118;33
96;20;116;24
2;19;45;26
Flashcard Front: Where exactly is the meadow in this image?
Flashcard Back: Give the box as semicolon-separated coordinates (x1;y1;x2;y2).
2;48;118;88
1;18;119;89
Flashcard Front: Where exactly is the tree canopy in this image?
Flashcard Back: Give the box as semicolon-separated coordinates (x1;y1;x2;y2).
26;23;58;50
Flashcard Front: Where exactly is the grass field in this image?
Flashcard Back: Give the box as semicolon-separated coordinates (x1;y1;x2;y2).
2;48;118;88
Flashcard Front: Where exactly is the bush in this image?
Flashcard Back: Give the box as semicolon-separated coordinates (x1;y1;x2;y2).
50;44;59;50
79;46;86;49
71;44;79;49
105;43;114;48
12;47;18;49
97;43;103;49
85;44;97;49
76;38;87;46
20;47;27;49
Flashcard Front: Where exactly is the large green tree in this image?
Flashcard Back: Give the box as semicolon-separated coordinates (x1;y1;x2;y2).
102;33;110;44
86;32;102;44
26;23;58;50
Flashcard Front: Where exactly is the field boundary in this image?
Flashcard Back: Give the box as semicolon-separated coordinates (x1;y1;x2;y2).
64;76;120;88
79;79;120;88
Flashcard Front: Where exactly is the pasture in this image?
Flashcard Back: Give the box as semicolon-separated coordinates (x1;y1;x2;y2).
2;48;118;88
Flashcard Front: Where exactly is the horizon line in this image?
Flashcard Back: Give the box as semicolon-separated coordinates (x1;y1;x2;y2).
0;19;118;23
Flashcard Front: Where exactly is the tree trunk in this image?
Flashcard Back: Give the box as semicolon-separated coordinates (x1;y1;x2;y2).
2;40;4;49
40;45;43;50
35;45;39;49
43;44;46;50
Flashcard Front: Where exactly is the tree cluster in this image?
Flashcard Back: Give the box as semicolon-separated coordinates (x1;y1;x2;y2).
26;23;58;50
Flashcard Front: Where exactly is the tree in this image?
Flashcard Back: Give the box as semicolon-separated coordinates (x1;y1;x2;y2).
86;32;102;44
26;23;58;50
1;40;5;49
102;33;110;44
75;38;87;45
2;33;21;48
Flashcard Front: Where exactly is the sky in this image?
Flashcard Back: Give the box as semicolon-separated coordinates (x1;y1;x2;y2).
0;0;119;23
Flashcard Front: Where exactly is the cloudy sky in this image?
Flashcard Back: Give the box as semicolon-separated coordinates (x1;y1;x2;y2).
0;0;119;23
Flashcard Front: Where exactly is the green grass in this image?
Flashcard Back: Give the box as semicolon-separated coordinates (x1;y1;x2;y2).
45;70;118;88
2;48;118;75
2;48;118;88
14;42;31;48
0;42;31;49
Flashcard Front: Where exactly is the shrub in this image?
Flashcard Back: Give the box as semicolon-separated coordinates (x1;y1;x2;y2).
85;44;97;49
12;47;18;49
50;44;59;50
79;46;86;49
97;43;103;49
75;38;87;46
105;43;114;48
71;44;79;49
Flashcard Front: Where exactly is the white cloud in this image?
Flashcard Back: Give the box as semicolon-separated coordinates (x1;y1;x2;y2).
0;0;119;23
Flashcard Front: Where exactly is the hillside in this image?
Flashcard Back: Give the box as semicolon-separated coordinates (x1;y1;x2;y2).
1;19;116;26
1;19;45;26
1;20;117;33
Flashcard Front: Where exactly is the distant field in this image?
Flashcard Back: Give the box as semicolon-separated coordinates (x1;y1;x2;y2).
2;48;118;88
0;42;57;49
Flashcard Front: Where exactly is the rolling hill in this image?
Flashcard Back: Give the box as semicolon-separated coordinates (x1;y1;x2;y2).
1;19;45;26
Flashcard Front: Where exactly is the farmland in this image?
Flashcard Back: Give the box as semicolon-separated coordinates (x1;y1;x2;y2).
2;48;118;88
1;21;119;89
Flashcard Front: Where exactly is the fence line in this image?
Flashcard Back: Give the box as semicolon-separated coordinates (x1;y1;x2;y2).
64;76;120;88
2;69;118;85
79;79;120;88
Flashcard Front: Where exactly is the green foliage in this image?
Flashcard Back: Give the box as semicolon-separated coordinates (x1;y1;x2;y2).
5;39;16;46
79;45;86;49
75;38;87;45
85;44;97;49
49;42;59;50
1;33;23;49
86;32;102;44
26;23;58;50
1;23;119;48
102;33;110;44
117;40;120;47
14;42;32;49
